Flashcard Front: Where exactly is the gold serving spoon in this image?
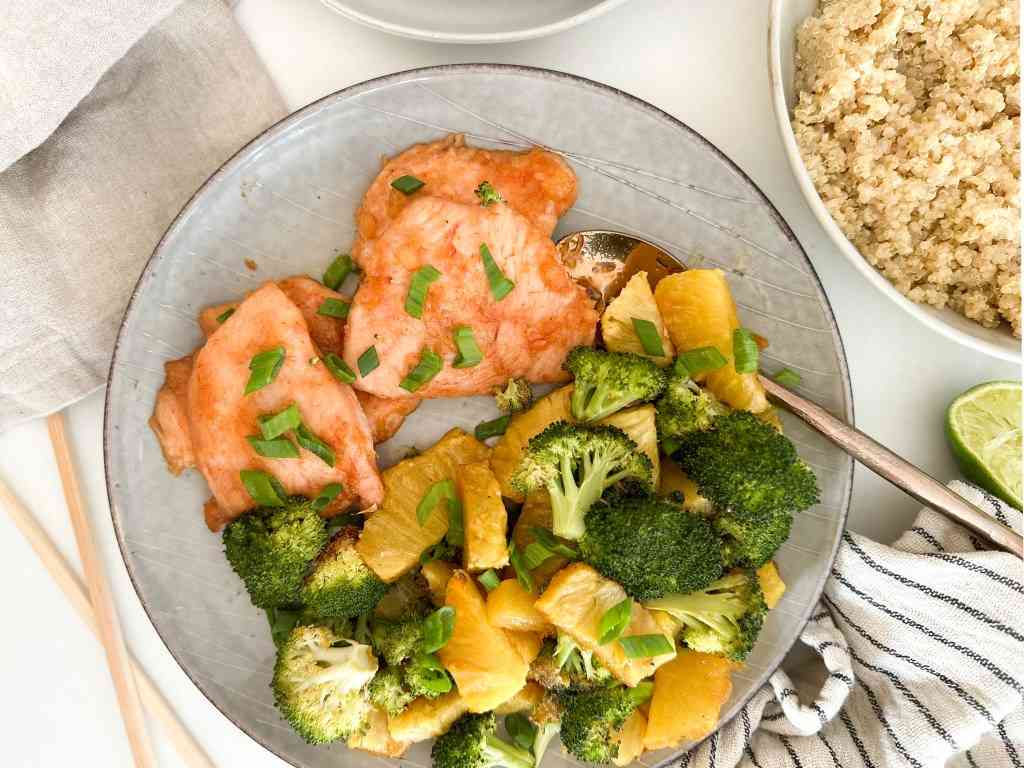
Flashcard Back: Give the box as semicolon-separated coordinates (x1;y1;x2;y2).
556;230;1023;558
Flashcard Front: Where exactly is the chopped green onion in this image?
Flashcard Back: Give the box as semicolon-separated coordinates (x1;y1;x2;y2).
313;483;343;511
422;606;456;653
530;527;579;560
400;349;443;393
405;265;442;318
259;403;301;440
244;346;285;394
391;175;425;195
246;436;299;459
215;307;235;324
410;653;452;694
474;181;503;207
479;570;501;591
632;318;666;357
677;346;728;377
357;346;379;377
773;367;802;388
295;423;335;467
323;253;356;290
732;328;759;374
523;541;553;571
480;243;514;301
504;714;536;751
598;598;633;645
323;353;356;384
317;298;350;319
446;498;465;547
508;541;534;593
417;479;456;526
474;414;511;441
240;469;287;507
452;325;483;369
618;634;674;658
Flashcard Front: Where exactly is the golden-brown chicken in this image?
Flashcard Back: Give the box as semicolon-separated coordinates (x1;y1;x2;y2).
148;355;195;475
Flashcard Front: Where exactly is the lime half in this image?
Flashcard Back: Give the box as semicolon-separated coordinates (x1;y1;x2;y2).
945;380;1022;509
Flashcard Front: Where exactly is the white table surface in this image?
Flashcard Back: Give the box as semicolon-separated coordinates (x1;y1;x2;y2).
2;0;1018;765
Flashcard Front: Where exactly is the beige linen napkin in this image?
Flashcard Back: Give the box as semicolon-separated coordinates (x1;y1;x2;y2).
0;0;287;429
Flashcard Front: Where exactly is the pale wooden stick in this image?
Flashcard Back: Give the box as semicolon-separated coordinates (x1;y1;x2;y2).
0;472;215;768
47;412;159;768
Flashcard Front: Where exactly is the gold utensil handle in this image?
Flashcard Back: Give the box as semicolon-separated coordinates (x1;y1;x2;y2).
759;375;1023;558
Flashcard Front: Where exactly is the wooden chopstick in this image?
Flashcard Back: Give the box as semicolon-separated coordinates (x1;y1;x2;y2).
46;412;159;768
0;464;216;768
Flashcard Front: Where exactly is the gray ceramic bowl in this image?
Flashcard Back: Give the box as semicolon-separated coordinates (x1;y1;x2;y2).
105;65;853;768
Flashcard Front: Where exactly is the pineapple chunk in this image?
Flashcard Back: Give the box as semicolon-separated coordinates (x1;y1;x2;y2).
487;579;553;634
422;560;455;606
659;458;711;515
643;650;735;749
613;710;648;767
348;706;409;757
511;492;567;587
654;269;768;413
440;571;530;712
492;386;574;500
457;462;510;571
601;405;660;487
534;563;676;687
388;691;467;743
505;630;545;665
601;272;675;366
757;561;786;609
358;429;490;582
494;681;545;714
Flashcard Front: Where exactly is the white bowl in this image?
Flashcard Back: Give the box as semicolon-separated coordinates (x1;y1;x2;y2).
319;0;632;43
768;0;1020;362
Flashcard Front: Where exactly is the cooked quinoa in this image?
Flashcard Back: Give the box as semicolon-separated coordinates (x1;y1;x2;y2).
793;0;1020;337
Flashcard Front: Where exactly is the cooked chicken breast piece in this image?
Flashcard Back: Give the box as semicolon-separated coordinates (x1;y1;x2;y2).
355;391;420;444
189;282;382;530
353;134;576;268
148;355;195;475
344;197;598;399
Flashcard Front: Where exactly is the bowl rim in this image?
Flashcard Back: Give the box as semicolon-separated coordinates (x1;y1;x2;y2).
103;63;854;768
318;0;634;44
767;0;1020;363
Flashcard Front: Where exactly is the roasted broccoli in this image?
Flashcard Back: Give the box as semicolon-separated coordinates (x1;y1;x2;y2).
580;495;724;600
674;411;819;566
564;347;666;422
645;569;767;661
300;527;387;619
558;683;653;763
510;422;654;540
371;616;425;667
494;377;533;414
529;693;563;768
529;635;612;692
223;497;327;608
272;624;376;744
367;665;416;716
431;713;534;768
656;359;728;452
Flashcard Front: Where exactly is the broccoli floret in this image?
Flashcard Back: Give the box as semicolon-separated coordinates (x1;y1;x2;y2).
674;411;819;566
529;694;562;768
272;624;376;744
558;683;653;763
371;616;425;666
656;360;729;452
300;527;387;618
494;377;533;414
475;181;504;207
645;569;767;661
432;713;534;768
367;665;416;716
564;347;666;422
510;422;654;540
223;497;327;608
529;636;612;692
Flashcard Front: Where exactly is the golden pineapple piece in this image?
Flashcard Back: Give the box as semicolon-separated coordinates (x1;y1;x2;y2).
643;650;735;749
440;571;530;712
388;691;467;743
654;269;768;413
494;681;545;714
612;710;648;767
511;491;567;587
601;271;675;366
534;563;676;687
491;386;574;500
487;578;554;634
457;462;510;572
348;706;409;757
358;429;490;581
505;630;545;665
757;561;786;609
659;458;711;515
601;405;660;487
422;560;455;606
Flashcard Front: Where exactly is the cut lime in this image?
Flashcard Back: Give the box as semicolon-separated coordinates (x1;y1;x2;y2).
945;380;1022;509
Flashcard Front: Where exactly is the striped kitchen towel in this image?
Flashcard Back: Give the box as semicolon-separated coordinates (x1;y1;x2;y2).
676;481;1023;768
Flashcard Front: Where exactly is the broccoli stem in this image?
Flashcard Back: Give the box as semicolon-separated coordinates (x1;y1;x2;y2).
549;446;623;540
483;734;535;768
532;724;560;768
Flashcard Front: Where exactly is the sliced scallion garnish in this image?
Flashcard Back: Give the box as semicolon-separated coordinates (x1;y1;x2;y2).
773;367;802;388
452;325;483;369
632;318;666;357
530;527;579;559
479;570;500;591
474;414;510;441
240;469;287;507
317;298;350;319
244;346;285;394
215;307;235;324
422;606;456;654
400;349;443;393
732;328;759;374
323;253;355;290
246;436;299;459
391;175;425;195
405;265;442;319
410;653;452;694
416;479;456;526
295;423;335;467
357;346;380;377
474;181;503;207
677;346;727;377
523;542;552;571
480;243;514;301
598;597;633;645
312;483;343;511
507;541;534;594
446;498;464;547
324;353;356;384
618;633;674;658
259;403;301;440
